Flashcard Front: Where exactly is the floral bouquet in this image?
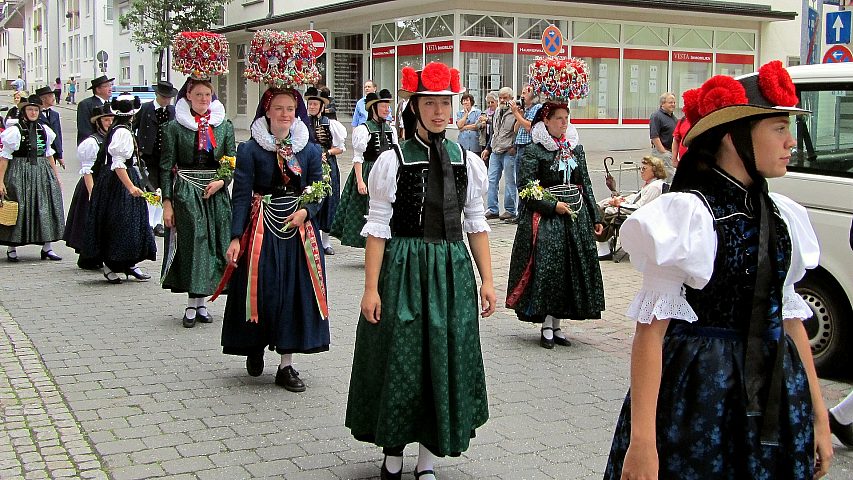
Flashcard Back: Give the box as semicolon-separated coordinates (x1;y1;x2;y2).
528;57;590;100
245;30;321;88
214;155;236;182
172;32;230;79
519;180;557;202
281;180;332;231
141;191;162;207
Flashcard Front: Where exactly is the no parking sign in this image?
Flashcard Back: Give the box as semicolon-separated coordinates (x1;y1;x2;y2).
541;25;564;57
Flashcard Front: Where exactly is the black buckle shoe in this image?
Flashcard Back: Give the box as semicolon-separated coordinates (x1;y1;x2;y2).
414;469;435;479
246;352;264;377
6;251;19;263
196;307;213;323
275;366;306;392
540;327;555;349
553;328;572;347
323;246;335;255
103;271;122;284
182;307;197;328
830;409;853;447
380;457;402;480
124;266;151;281
40;250;62;261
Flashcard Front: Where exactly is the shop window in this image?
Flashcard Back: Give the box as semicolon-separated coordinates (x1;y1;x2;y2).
373;56;396;99
397;43;424;70
460;43;513;109
332;52;363;116
397;19;424;41
571;47;619;122
715;30;755;51
715;54;754;77
518;18;568;41
425;14;454;38
372;23;394;44
672;53;712;116
516;43;569;91
426;41;453;66
236;44;247;115
672;28;713;49
461;14;513;38
334;33;363;50
572;21;619;45
624;25;668;47
622;50;669;121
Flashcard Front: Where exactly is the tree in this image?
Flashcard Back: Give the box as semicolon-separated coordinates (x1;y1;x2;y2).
119;0;231;81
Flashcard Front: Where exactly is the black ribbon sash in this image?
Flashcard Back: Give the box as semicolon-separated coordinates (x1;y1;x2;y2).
27;122;39;164
422;132;463;243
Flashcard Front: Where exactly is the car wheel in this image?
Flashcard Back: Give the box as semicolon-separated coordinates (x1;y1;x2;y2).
798;273;851;376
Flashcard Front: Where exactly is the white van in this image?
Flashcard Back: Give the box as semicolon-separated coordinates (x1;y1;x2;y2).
769;63;853;375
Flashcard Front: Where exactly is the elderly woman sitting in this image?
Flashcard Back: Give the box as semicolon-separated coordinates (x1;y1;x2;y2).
595;155;667;255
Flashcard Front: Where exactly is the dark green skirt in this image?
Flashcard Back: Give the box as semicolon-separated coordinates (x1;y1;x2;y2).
345;237;489;456
161;170;231;296
329;160;373;248
0;157;64;246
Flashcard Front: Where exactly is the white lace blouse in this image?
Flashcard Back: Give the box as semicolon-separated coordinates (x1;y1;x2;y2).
621;192;819;324
107;128;136;171
0;124;57;159
77;137;100;175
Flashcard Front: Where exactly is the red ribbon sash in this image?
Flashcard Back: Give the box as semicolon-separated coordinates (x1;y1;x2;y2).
299;221;329;320
506;212;541;308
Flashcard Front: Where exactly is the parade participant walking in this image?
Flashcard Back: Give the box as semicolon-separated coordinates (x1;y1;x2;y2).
0;94;64;262
330;88;397;248
82;94;156;283
305;86;347;255
604;61;833;479
217;30;329;392
506;58;604;348
160;32;235;328
135;81;177;237
77;76;114;142
35;86;64;169
346;62;496;480
63;104;115;270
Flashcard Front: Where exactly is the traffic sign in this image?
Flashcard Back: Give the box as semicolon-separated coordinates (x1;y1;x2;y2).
541;25;563;57
826;11;851;45
823;44;853;63
307;30;326;57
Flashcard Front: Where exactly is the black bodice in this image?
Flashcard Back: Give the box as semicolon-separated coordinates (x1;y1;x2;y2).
683;169;792;332
311;116;333;150
363;120;394;163
11;122;48;160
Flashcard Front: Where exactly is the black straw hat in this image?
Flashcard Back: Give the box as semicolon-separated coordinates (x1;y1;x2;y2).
365;89;393;110
18;94;43;110
90;104;115;124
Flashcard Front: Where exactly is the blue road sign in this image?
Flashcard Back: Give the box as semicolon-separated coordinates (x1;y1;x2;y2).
827;11;852;45
824;44;853;63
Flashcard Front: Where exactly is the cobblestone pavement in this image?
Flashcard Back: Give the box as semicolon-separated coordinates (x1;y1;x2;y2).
0;102;850;479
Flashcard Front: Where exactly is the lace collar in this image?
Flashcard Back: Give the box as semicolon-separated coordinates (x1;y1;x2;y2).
175;98;226;131
250;116;309;154
531;122;559;151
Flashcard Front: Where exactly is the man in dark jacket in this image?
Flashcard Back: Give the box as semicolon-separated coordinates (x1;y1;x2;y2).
76;75;114;143
35;86;64;168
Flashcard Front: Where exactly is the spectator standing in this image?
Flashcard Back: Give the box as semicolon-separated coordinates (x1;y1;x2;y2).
66;77;77;104
482;87;518;220
52;78;62;103
35;86;64;169
455;92;482;155
351;80;377;127
649;91;677;181
77;75;114;142
478;91;498;158
4;91;25;127
12;75;24;92
507;85;542;223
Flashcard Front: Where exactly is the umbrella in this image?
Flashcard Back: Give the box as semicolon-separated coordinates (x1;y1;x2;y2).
604;156;616;193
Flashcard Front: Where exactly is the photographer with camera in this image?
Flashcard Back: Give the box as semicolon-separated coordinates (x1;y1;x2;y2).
506;85;543;223
481;87;519;221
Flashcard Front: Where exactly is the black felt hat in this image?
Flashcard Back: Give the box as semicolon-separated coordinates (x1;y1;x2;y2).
365;89;393;110
89;75;115;90
304;86;331;106
154;81;178;98
35;86;54;97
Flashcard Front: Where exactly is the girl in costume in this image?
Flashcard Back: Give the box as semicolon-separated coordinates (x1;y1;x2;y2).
0;94;65;262
346;62;496;480
160;32;235;328
305;86;346;255
604;61;833;479
218;30;329;393
506;58;604;348
330;88;397;248
82;94;156;283
64;104;115;270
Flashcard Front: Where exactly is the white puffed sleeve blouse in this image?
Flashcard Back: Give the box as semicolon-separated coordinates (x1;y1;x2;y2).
620;191;819;324
0;124;56;159
107;128;135;171
350;123;398;164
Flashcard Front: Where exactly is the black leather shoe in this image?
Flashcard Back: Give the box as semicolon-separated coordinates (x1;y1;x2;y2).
540;327;555;349
153;224;165;237
246;352;264;377
414;469;436;479
275;366;306;392
6;251;19;263
380;457;402;480
553;328;572;347
830;409;853;447
196;307;213;323
323;246;335;255
40;250;62;261
103;272;122;284
124;266;151;281
182;307;197;328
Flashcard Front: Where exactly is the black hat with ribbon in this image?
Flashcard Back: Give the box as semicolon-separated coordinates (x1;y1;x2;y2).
17;94;43;110
154;81;178;98
35;86;54;97
304;86;331;106
364;88;393;110
90;103;115;124
89;75;115;90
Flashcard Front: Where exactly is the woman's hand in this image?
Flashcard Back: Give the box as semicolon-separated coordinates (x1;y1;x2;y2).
555;202;571;215
163;200;174;228
357;181;368;196
620;441;658;480
813;411;834;479
361;289;382;324
481;150;490;162
594;223;604;237
203;179;225;199
479;281;496;318
127;186;144;197
0;183;6;197
226;238;241;267
284;208;308;228
609;196;625;207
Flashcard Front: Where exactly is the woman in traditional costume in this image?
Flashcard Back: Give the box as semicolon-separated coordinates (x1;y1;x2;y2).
346;62;496;480
330;88;397;248
0;94;65;262
160;31;235;328
217;30;329;393
506;58;604;348
604;61;833;479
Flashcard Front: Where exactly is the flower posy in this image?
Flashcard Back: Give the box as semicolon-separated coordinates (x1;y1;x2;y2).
244;30;320;88
214;155;236;181
281;180;332;231
519;180;556;202
172;32;230;78
528;57;590;101
141;191;162;207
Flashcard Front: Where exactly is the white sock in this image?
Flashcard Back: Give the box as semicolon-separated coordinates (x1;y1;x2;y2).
831;390;853;425
416;444;437;477
42;242;52;252
279;353;292;369
384;454;403;474
541;316;554;340
102;266;118;281
321;231;331;248
6;247;16;258
197;299;208;317
551;316;566;339
597;241;611;256
185;298;197;319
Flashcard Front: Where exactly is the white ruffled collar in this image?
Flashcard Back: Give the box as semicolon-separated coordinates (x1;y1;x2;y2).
532;122;559;151
250;116;309;154
175;98;226;131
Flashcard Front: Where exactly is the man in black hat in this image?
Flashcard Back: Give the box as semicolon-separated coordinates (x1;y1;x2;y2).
133;81;177;236
35;86;64;169
76;75;114;143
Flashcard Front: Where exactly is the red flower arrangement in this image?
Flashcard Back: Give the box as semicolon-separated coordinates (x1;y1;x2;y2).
400;63;463;93
757;60;798;107
527;57;589;100
244;30;320;88
401;67;419;92
172;32;229;78
421;62;451;91
681;88;701;125
450;69;461;93
697;75;747;117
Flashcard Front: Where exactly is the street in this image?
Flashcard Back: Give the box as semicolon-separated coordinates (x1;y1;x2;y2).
0;99;851;479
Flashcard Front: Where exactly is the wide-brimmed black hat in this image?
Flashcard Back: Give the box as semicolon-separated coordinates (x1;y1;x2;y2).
35;86;54;97
398;62;465;99
111;93;141;116
683;60;808;147
89;75;115;90
365;89;393;110
18;94;43;110
154;81;178;98
90;104;115;124
304;86;330;106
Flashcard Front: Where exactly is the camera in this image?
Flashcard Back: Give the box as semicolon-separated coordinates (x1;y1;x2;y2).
515;97;524;108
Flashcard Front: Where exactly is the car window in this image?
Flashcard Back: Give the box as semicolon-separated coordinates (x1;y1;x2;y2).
791;85;853;178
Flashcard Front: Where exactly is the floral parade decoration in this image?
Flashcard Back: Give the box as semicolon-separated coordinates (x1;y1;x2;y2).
172;32;229;79
244;30;320;88
527;57;590;101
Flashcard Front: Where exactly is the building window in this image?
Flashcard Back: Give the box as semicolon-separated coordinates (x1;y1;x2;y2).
621;50;669;120
216;74;228;111
372;23;394;44
572;21;619;45
715;30;755;51
87;35;94;58
397;18;424;41
624;24;668;47
119;7;129;34
333;33;363;50
120;55;131;83
372;52;395;103
213;6;225;26
461;44;513;109
424;14;453;38
517;18;567;41
461;14;513;38
570;47;620;121
104;3;113;23
236;44;247;115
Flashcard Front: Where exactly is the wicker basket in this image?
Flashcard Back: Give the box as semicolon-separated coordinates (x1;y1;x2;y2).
0;198;19;226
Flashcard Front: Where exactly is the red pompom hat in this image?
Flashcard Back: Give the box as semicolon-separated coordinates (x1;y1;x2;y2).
682;60;808;147
398;62;464;99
